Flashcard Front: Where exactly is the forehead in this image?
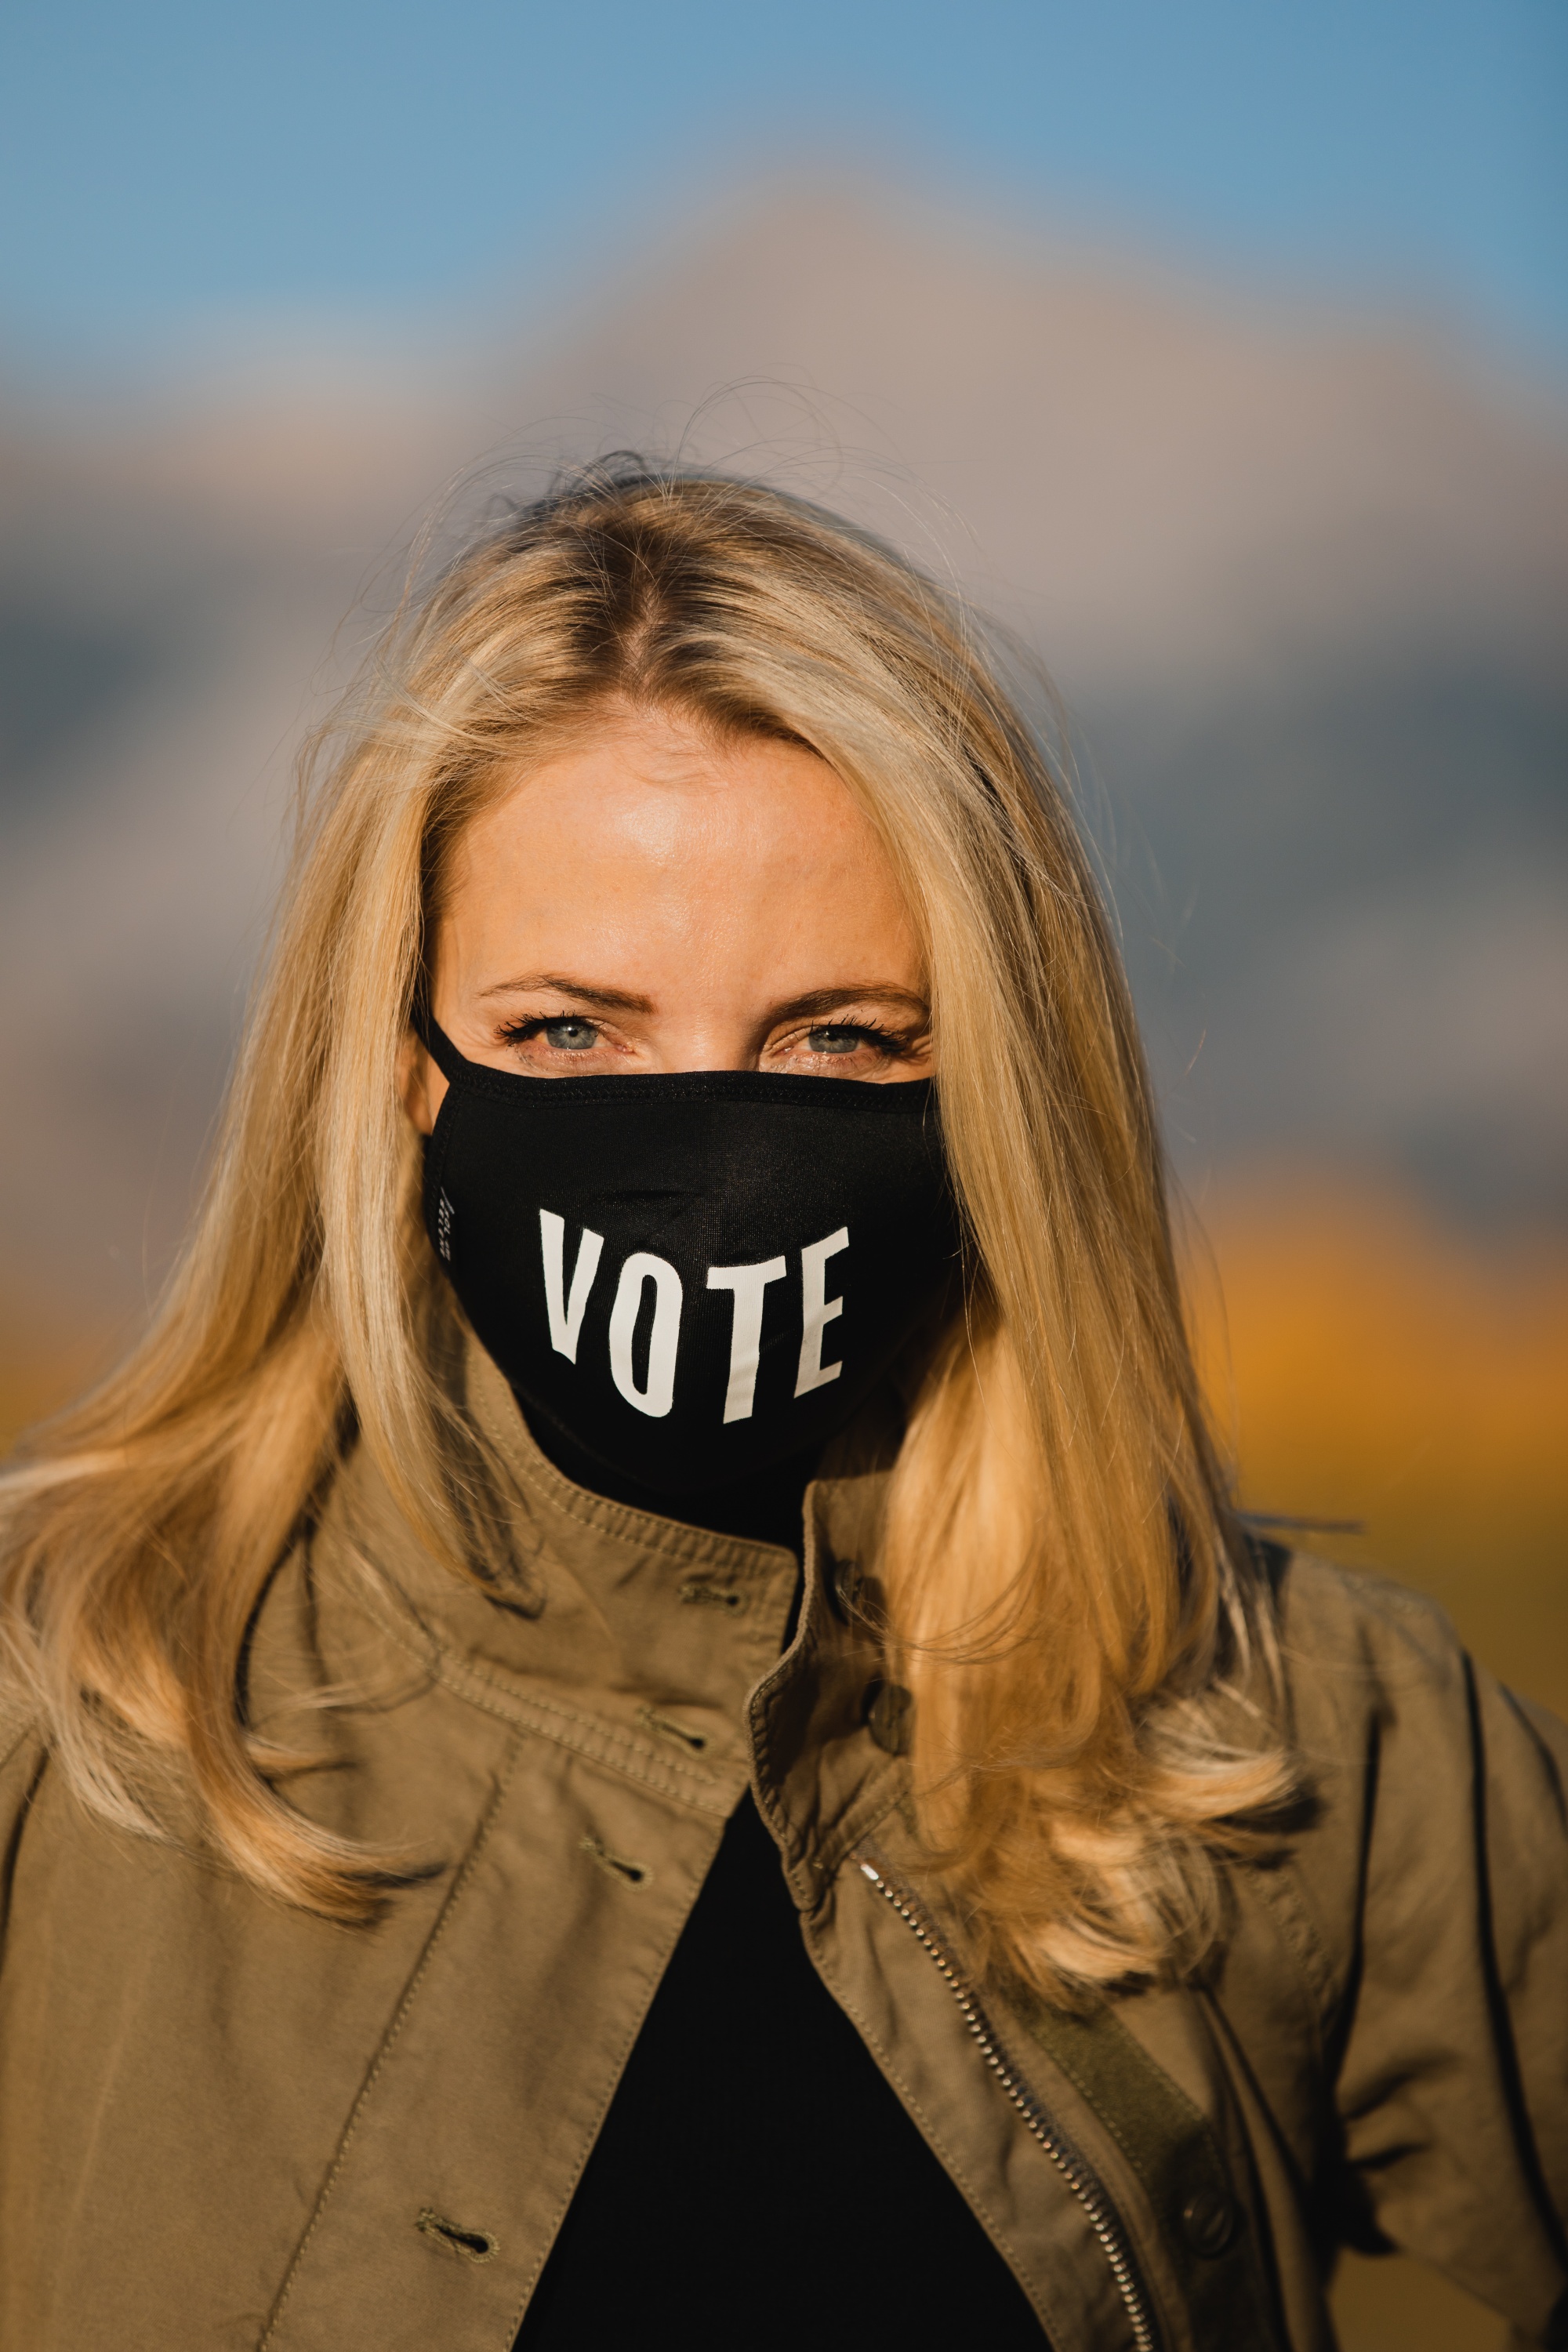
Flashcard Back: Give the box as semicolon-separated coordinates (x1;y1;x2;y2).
434;710;918;983
492;706;845;801
449;711;884;879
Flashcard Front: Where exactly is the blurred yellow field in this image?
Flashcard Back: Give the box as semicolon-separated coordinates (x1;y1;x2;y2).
1187;1174;1568;1719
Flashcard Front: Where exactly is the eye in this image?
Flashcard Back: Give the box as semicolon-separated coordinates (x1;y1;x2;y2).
807;1025;872;1057
542;1018;600;1052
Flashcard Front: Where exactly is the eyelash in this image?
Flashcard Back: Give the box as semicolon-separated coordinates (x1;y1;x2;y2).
804;1021;906;1058
499;1015;591;1044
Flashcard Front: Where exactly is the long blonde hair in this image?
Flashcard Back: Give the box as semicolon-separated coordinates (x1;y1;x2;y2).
0;462;1289;1994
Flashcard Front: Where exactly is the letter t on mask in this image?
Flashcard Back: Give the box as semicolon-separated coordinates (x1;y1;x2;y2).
706;1257;789;1422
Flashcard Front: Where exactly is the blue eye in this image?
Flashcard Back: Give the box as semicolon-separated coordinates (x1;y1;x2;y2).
808;1025;868;1055
544;1018;599;1051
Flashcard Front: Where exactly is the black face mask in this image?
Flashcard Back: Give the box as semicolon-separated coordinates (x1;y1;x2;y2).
417;1017;961;1499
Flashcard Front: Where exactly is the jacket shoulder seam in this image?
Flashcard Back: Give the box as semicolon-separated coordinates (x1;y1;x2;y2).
1238;1855;1338;2029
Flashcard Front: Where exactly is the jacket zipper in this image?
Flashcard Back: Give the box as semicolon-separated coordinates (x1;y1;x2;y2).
857;1857;1160;2352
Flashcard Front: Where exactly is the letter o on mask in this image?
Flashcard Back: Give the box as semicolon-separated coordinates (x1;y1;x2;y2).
607;1252;684;1417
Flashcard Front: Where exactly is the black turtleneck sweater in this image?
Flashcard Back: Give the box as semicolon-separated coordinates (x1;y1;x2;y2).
512;1427;1047;2350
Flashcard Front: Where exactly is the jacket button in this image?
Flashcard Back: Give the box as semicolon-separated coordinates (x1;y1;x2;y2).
864;1679;914;1756
834;1561;887;1628
1180;2185;1239;2257
830;1559;863;1621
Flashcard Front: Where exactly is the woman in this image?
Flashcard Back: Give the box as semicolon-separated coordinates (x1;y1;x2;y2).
1;463;1563;2352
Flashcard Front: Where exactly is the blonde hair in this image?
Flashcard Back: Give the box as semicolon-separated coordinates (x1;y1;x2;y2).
0;462;1289;1994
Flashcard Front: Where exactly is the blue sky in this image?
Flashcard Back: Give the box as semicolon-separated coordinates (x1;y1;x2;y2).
2;0;1563;370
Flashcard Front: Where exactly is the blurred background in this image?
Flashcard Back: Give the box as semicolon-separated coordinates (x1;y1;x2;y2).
2;5;1563;2340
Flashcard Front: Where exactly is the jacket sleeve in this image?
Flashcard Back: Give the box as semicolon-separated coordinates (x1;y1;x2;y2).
1279;1559;1568;2347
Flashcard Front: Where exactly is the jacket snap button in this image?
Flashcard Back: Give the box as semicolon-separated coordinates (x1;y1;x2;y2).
1179;2185;1238;2257
830;1559;862;1621
835;1563;885;1629
864;1679;914;1756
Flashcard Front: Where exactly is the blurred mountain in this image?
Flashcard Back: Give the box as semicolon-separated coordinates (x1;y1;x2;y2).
2;176;1566;1342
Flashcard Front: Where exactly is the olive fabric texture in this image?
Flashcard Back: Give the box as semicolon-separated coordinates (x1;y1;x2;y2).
418;1013;960;1495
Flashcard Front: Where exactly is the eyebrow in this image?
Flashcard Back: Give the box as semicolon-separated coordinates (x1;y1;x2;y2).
480;972;655;1014
764;985;930;1025
479;974;930;1025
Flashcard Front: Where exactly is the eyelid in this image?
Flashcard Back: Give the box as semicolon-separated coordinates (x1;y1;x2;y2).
789;1018;910;1058
501;1011;604;1038
798;1011;894;1033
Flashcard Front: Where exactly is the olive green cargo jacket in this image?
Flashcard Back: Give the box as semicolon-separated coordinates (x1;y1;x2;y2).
2;1336;1565;2350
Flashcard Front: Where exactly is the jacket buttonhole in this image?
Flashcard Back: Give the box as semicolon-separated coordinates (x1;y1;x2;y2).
580;1832;653;1889
415;2208;499;2263
677;1577;746;1613
636;1704;709;1754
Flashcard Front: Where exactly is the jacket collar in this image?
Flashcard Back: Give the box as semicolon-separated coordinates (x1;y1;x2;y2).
313;1325;910;1897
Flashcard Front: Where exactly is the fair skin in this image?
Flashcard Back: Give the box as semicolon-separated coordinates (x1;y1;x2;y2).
401;704;931;1132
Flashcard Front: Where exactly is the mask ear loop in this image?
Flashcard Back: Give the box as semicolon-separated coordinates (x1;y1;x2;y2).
410;998;471;1085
